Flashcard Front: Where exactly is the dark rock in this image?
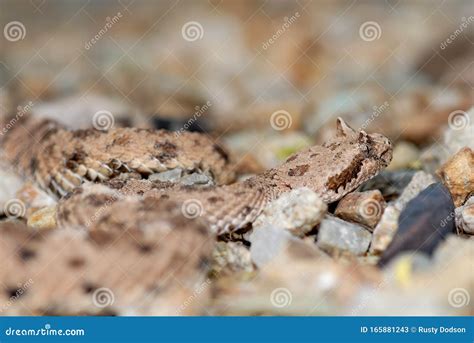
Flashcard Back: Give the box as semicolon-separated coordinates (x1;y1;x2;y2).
378;183;456;267
359;170;416;201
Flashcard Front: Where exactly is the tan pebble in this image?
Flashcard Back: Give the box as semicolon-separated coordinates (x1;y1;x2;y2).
387;141;420;171
335;190;386;230
27;206;57;231
436;147;474;207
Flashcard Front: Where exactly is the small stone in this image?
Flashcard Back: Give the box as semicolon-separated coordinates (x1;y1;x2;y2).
249;225;293;268
180;173;213;186
437;147;474;207
335;190;386;230
387;141;420;171
253;187;327;237
455;197;474;234
149;168;183;183
317;216;372;256
211;241;254;275
370;171;436;254
27;206;57;231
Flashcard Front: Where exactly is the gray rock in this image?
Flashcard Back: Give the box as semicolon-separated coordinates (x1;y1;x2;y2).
149;168;183;183
181;173;213;186
249;225;293;268
360;170;416;200
317;216;372;256
253;187;327;237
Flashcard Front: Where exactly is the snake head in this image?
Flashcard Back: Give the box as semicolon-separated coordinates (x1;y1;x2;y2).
273;117;393;202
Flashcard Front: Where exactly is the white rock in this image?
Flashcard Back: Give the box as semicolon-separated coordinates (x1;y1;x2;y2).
254;187;327;237
317;216;372;256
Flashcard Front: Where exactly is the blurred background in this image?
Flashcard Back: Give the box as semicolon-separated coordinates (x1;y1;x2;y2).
1;1;472;157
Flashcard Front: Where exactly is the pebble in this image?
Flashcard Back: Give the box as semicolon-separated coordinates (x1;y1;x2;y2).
335;190;386;230
436;147;474;207
386;141;420;171
378;183;455;267
149;168;183;183
249;225;294;268
370;171;436;254
317;216;372;256
253;187;327;237
181;173;213;186
211;241;254;275
27;206;57;231
455;197;474;234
